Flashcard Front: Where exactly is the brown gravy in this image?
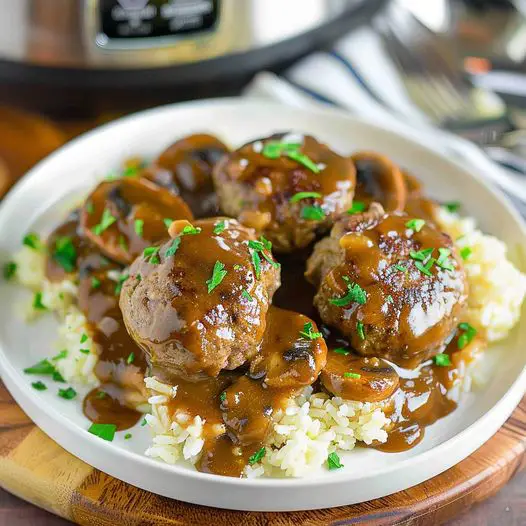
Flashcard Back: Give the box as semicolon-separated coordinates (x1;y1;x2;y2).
41;134;482;477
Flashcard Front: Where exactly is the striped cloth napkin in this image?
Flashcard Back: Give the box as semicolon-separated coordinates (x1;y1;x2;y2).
243;26;526;216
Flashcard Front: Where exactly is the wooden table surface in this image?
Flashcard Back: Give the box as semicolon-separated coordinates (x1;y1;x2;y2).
0;105;525;526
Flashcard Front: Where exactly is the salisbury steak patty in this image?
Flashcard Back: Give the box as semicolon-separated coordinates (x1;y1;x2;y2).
306;205;468;368
212;132;356;253
119;218;281;379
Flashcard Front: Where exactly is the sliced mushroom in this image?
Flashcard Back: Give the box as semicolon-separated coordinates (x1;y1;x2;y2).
352;151;407;212
321;352;399;403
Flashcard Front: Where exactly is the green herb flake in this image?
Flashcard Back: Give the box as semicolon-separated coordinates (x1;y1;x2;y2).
241;289;253;302
290;191;322;203
333;347;350;356
444;201;461;213
31;381;47;391
206;260;228;293
299;322;322;340
409;248;434;262
436;247;455;271
52;371;66;383
460;247;472;261
52;236;77;273
405;218;426;232
181;225;202;236
458;322;477;350
135;274;142;282
3;261;17;281
356;321;366;340
165;236;181;258
114;272;129;295
287;149;320;173
394;264;408;273
163;218;173;229
343;372;361;379
213;220;226;234
415;260;433;277
126;352;135;365
96;391;107;399
58;387;77;400
122;166;139;178
88;423;117;442
329;278;367;307
85;201;94;214
91;276;101;289
118;236;128;251
220;391;227;403
434;353;451;367
52;350;68;361
124;433;132;440
251;249;262;280
92;208;117;236
79;348;90;355
134;218;144;236
143;246;160;265
386;295;394;304
32;291;47;311
141;418;148;427
301;205;325;221
80;333;88;344
327;452;344;470
248;447;266;465
22;232;41;250
347;201;366;215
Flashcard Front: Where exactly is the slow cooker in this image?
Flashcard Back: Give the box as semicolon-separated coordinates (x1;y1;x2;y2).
0;0;386;115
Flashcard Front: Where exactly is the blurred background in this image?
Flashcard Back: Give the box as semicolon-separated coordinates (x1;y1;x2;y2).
1;0;526;201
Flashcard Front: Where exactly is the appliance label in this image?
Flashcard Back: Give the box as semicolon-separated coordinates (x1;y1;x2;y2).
99;0;219;39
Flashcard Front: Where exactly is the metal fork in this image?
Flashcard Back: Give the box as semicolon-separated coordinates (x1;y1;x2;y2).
374;1;524;168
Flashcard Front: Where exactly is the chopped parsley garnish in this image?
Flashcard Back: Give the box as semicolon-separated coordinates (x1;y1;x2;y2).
458;322;477;349
134;219;144;236
394;264;408;273
163;218;173;229
53;371;66;383
32;291;47;311
386;295;394;304
414;259;435;277
290;191;322;203
333;347;350;355
114;272;129;295
182;225;202;236
356;321;366;340
241;289;253;302
96;391;107;399
3;261;17;281
52;236;77;273
85;201;94;214
248;238;280;270
52;350;68;361
124;433;132;440
80;333;88;344
79;348;90;355
460;247;472;261
299;322;322;340
58;387;77;400
329;277;367;307
261;141;320;173
92;208;117;236
136;274;142;282
301;205;325;221
91;276;101;289
143;246;160;265
31;381;47;391
287;149;321;173
118;235;128;251
405;218;426;232
444;201;461;213
206;260;227;293
344;372;361;379
23;232;41;250
122;165;139;178
126;352;135;364
141;418;148;427
251;249;262;280
248;447;266;465
434;353;451;367
213;220;226;234
410;248;434;262
327;452;344;470
436;248;454;271
165;236;181;258
88;423;117;442
220;391;227;403
347;201;366;215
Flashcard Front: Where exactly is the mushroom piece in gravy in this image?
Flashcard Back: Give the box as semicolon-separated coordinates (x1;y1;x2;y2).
212;132;357;253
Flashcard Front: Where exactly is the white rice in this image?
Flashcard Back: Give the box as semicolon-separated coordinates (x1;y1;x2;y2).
436;207;526;341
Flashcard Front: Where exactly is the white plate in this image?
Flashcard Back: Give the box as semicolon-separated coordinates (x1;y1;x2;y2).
0;99;525;512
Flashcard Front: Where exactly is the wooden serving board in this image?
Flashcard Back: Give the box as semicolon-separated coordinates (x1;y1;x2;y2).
1;382;526;526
